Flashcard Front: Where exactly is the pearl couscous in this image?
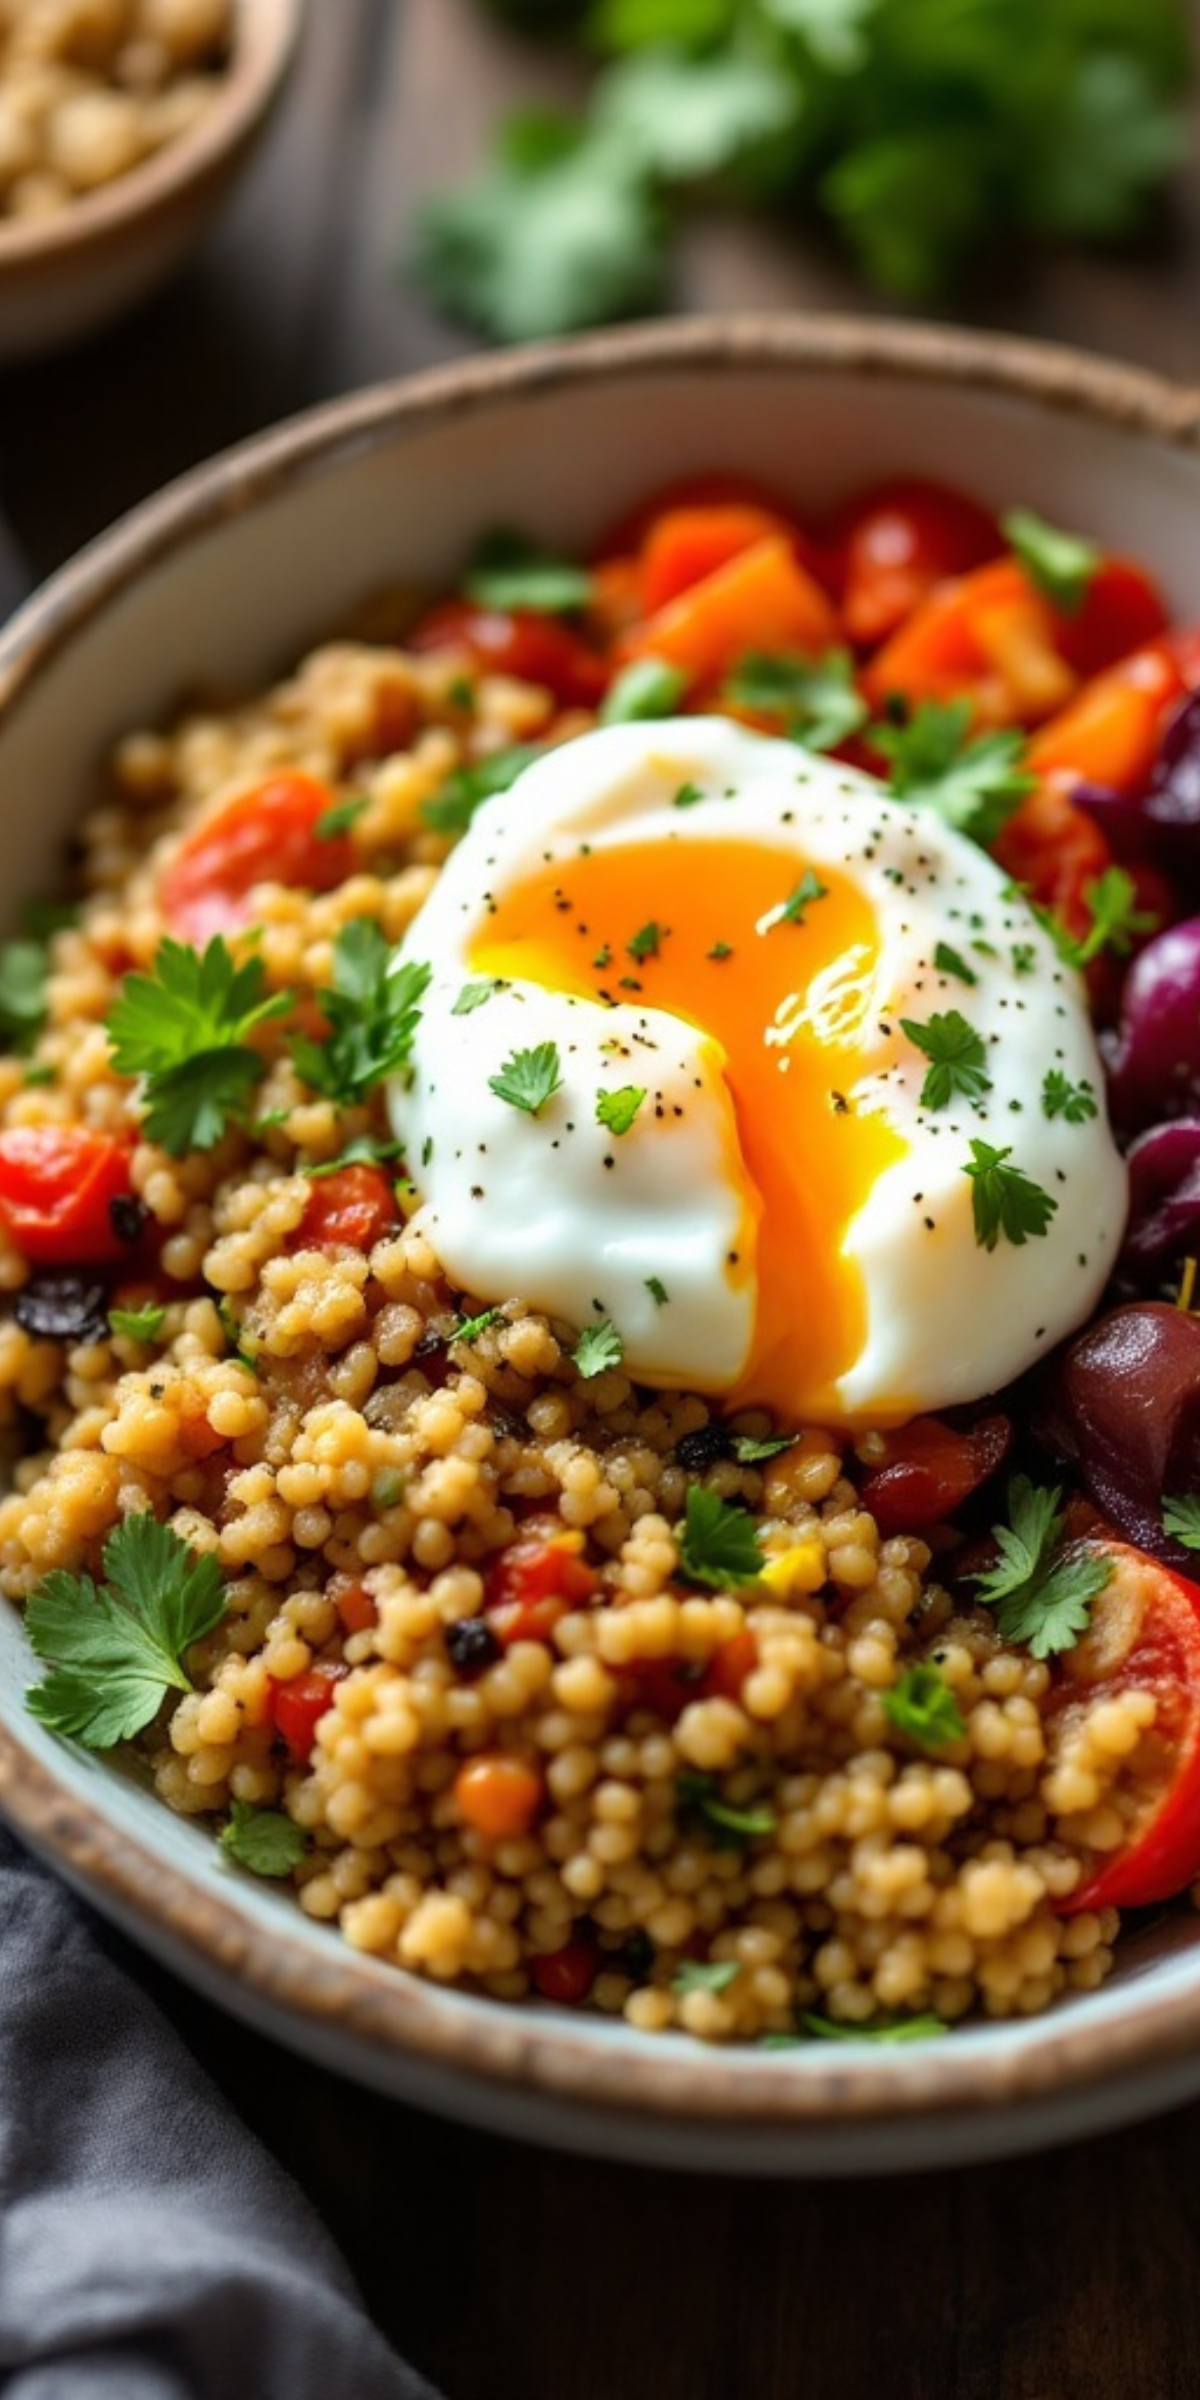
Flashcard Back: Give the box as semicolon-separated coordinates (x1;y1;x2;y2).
0;0;230;223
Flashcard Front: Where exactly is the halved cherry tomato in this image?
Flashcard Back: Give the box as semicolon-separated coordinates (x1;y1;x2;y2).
161;771;354;945
529;1936;600;2004
863;556;1075;725
267;1661;347;1765
407;601;606;708
1167;623;1200;689
623;534;838;684
1052;1540;1200;1913
296;1165;397;1253
1025;640;1186;795
1055;558;1167;679
857;1414;1012;1537
994;775;1114;943
0;1126;133;1265
484;1516;599;1645
833;477;1002;648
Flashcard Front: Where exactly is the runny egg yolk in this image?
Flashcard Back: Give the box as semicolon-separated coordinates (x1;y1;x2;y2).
471;835;905;1422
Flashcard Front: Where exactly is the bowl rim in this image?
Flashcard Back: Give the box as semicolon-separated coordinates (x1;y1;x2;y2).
4;310;1200;2133
0;0;301;269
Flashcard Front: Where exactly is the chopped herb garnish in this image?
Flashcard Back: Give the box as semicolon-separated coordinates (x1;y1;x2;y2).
800;2011;946;2044
108;1304;167;1344
1041;1069;1098;1124
678;1484;764;1589
422;744;541;835
106;937;293;1157
22;1064;56;1087
452;977;501;1017
314;794;369;841
1163;1494;1200;1550
372;1467;406;1509
732;1432;796;1464
673;780;705;809
899;1009;991;1111
291;921;430;1107
302;1135;403;1178
933;940;977;986
454;1305;504;1343
219;1800;308;1879
627;920;664;962
645;1275;669;1307
599;657;689;723
572;1319;624;1378
971;1474;1110;1659
708;941;733;961
724;648;868;751
464;526;593;615
677;1770;777;1847
595;1084;646;1136
488;1040;562;1117
882;1662;965;1751
872;699;1034;848
769;868;829;930
0;938;50;1054
25;1515;226;1749
964;1139;1057;1251
1076;866;1157;965
1002;507;1100;614
216;1296;258;1374
672;1958;741;1998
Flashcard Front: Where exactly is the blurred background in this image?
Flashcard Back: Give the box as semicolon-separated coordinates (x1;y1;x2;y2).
1;0;1199;590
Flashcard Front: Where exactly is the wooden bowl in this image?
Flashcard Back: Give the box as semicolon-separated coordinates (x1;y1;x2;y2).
0;0;301;359
2;315;1200;2173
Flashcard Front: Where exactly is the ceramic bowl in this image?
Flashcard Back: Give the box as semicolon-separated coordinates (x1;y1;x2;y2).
3;316;1200;2175
0;0;300;361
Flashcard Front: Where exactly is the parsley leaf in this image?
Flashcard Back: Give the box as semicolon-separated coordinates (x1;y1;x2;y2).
964;1139;1057;1252
0;938;50;1054
412;110;665;344
932;943;978;994
724;649;868;751
1163;1494;1200;1551
290;922;430;1107
732;1432;795;1464
677;1770;778;1847
679;1484;764;1589
596;1084;646;1136
1041;1070;1098;1124
422;744;542;835
25;1515;226;1749
600;657;689;723
645;1275;669;1306
883;1663;965;1751
768;869;829;930
219;1799;308;1879
799;2011;947;2044
106;937;292;1156
872;700;1035;848
488;1041;562;1117
452;978;501;1017
464;526;593;614
454;1305;505;1344
108;1304;167;1344
314;794;368;841
1002;507;1101;614
899;1009;991;1112
595;44;798;181
672;1957;741;1997
971;1475;1111;1660
572;1319;625;1378
301;1135;403;1178
628;920;664;961
1076;866;1157;965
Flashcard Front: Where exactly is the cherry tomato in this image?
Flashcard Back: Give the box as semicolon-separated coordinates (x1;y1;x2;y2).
598;473;819;565
160;772;354;946
1055;558;1167;679
529;1936;600;2005
833;477;1002;648
1052;1541;1200;1913
267;1661;347;1765
408;602;606;708
623;1632;758;1721
0;1126;133;1266
296;1165;398;1253
484;1516;599;1645
857;1414;1012;1537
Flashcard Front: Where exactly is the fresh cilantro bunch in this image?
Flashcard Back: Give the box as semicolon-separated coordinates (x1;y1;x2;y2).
25;1515;226;1748
417;0;1192;339
106;938;293;1156
291;921;431;1106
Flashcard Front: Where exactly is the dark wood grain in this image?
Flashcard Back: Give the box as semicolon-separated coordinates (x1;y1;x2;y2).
7;5;1200;2394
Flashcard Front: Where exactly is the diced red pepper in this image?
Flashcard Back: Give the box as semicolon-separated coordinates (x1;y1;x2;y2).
858;1414;1012;1537
0;1125;134;1266
296;1166;398;1253
267;1661;347;1764
484;1517;599;1645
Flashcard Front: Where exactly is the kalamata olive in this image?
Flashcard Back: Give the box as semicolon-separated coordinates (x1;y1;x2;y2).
1104;917;1200;1130
675;1424;731;1471
1121;1121;1200;1279
1146;690;1200;842
13;1272;108;1344
1036;1301;1200;1564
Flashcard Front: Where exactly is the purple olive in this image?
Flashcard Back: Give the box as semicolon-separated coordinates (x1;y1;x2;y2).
1122;1120;1200;1278
1146;690;1200;842
1104;916;1200;1130
1036;1301;1200;1564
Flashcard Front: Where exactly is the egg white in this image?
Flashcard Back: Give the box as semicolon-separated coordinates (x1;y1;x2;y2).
388;719;1128;1424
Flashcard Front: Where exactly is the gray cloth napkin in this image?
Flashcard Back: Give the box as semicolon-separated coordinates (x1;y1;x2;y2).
0;1826;440;2400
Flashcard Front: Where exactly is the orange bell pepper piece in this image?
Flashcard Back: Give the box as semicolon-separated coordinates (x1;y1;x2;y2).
1026;640;1186;795
624;534;838;683
638;505;801;615
863;556;1075;726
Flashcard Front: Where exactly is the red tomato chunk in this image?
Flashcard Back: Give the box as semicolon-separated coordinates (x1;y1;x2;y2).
297;1165;398;1253
267;1662;347;1764
0;1126;134;1265
160;771;354;945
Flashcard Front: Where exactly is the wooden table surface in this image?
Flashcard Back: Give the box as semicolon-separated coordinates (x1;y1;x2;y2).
6;5;1200;2394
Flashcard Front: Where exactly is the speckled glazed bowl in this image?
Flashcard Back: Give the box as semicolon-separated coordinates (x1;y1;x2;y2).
4;318;1200;2175
0;0;300;361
